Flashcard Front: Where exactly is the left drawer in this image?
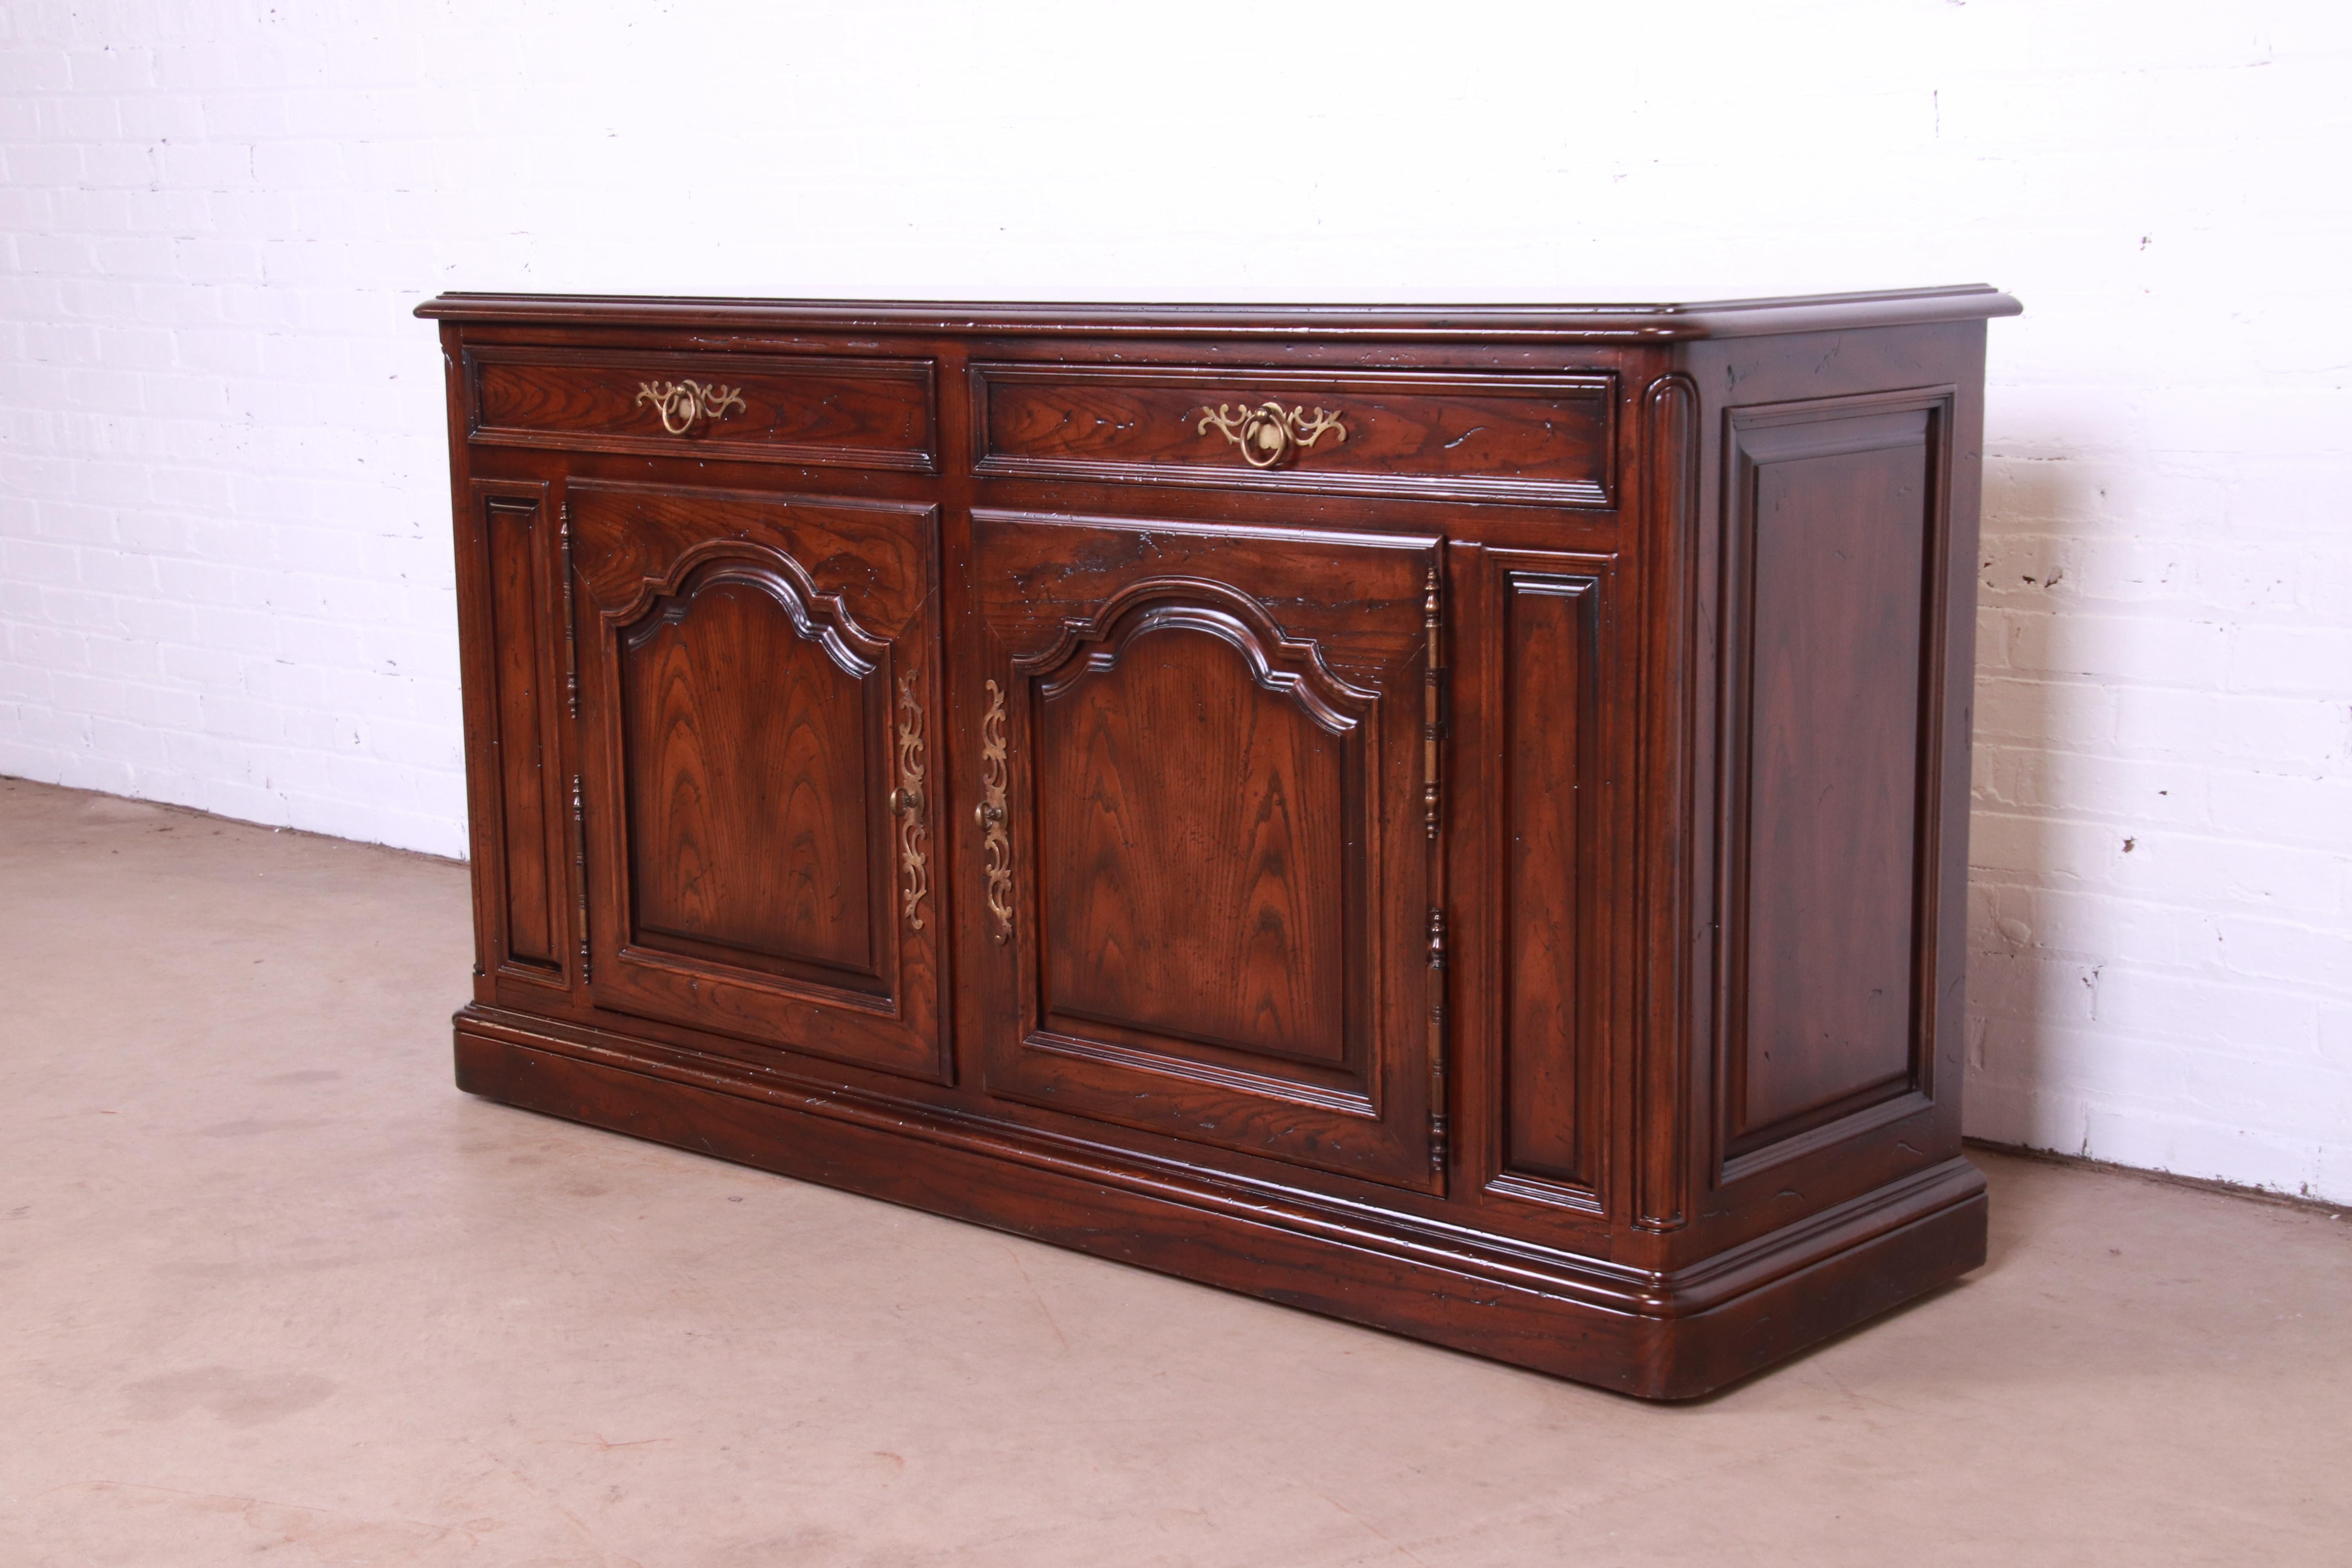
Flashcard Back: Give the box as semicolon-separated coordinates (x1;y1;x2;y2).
462;346;937;472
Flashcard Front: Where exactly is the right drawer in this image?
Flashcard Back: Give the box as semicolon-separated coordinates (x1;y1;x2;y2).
970;363;1615;506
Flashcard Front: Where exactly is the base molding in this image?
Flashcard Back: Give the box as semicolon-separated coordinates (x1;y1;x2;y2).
454;1006;1987;1399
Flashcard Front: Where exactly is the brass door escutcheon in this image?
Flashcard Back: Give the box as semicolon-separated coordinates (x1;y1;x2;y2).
895;672;929;930
976;679;1012;944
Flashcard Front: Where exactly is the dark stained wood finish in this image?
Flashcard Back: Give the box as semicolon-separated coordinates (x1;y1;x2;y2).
453;1014;1988;1399
1038;636;1349;1066
455;1013;1987;1400
456;479;571;991
1721;398;1945;1161
1634;372;1700;1234
423;288;2017;1398
971;511;1440;1189
620;578;878;976
420;285;2018;341
1499;562;1604;1192
972;363;1613;505
1445;542;1628;1226
570;481;946;1082
483;491;563;973
466;346;935;470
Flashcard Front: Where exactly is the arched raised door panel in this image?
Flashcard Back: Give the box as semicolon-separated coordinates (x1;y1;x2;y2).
568;481;946;1083
1030;590;1372;1075
970;510;1444;1192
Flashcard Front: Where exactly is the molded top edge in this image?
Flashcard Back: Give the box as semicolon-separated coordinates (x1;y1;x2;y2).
414;285;2022;341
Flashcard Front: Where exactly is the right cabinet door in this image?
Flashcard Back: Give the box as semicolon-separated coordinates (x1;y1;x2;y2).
968;510;1444;1192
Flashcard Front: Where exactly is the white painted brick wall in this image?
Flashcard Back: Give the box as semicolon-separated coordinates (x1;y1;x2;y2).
2;0;2347;1199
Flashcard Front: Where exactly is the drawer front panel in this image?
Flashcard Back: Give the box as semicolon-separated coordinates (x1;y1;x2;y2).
972;363;1615;505
468;347;936;470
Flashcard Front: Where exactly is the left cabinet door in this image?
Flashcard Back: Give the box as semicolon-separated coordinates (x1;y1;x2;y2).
569;480;947;1083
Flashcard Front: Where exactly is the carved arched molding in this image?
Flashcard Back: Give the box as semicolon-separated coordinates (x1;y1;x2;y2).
1016;576;1373;737
609;539;886;678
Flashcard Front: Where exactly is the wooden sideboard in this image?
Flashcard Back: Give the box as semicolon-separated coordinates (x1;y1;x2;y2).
418;287;2019;1398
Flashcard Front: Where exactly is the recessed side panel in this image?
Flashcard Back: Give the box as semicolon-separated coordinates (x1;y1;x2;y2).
1720;396;1950;1165
1499;569;1603;1191
474;485;568;982
969;508;1442;1191
569;481;948;1083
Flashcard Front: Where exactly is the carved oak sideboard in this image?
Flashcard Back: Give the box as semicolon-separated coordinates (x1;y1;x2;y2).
418;287;2019;1398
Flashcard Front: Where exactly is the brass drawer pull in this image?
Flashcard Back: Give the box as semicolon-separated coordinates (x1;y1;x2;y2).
895;673;929;930
635;379;748;436
977;680;1013;943
1192;401;1348;468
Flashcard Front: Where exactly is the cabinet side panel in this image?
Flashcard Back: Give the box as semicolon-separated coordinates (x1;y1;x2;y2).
483;492;564;973
1501;572;1599;1187
1725;404;1940;1152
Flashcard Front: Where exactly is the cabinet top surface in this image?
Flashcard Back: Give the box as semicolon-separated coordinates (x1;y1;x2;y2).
416;285;2020;342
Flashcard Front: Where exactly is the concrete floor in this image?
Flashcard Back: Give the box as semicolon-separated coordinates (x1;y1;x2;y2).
2;776;2346;1567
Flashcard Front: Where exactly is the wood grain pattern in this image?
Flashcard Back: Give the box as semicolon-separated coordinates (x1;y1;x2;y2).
619;575;876;977
574;482;930;641
973;363;1613;505
454;1011;1989;1400
428;291;2009;1397
419;285;2022;342
484;494;562;973
1038;615;1352;1066
1501;570;1599;1188
571;481;947;1083
1722;399;1945;1158
1635;372;1698;1233
1449;545;1621;1224
972;510;1437;1189
469;347;935;470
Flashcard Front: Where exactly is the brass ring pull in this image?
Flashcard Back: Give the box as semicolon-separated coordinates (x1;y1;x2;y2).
1192;402;1347;468
635;379;748;436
